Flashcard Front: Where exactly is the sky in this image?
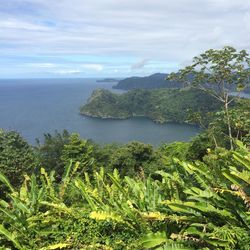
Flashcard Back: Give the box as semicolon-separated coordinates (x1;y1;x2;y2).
0;0;250;78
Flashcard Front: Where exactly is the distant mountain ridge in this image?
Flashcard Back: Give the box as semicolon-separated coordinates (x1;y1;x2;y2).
113;72;250;93
113;73;183;90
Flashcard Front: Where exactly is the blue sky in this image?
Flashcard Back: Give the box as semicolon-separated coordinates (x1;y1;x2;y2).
0;0;249;78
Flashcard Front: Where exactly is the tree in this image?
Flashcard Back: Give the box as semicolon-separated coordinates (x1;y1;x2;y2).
61;133;94;175
168;46;250;149
35;130;70;176
0;130;35;190
110;141;155;178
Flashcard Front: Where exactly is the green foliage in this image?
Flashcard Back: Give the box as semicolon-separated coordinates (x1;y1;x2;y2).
110;141;157;177
168;46;250;96
187;132;215;160
36;131;95;179
159;147;250;249
35;132;164;180
168;46;250;149
0;130;35;191
160;142;190;163
88;141;163;178
35;130;70;176
188;98;250;152
80;88;221;124
141;231;167;248
0;142;249;249
60;133;95;175
0;164;145;249
210;99;250;147
186;99;250;159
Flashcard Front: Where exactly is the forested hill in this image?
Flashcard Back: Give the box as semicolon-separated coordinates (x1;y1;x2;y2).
113;72;250;93
80;88;221;124
113;73;183;90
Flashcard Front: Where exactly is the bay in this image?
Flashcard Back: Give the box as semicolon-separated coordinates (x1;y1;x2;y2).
0;78;200;145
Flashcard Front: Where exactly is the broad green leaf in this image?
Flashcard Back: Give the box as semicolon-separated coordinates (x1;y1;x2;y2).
141;231;167;248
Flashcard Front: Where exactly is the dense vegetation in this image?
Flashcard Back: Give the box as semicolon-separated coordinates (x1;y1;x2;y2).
80;87;222;124
168;46;250;150
0;46;249;249
0;128;249;249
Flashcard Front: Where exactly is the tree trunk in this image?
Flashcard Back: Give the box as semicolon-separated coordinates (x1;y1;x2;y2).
224;95;234;150
236;129;240;140
212;134;218;148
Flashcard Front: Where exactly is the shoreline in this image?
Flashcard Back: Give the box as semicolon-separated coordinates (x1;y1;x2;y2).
79;111;198;126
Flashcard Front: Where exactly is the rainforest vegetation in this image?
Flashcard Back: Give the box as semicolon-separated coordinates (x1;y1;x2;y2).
0;47;250;249
80;88;222;124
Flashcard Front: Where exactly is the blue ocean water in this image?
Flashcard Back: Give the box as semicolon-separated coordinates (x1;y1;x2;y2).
0;78;200;145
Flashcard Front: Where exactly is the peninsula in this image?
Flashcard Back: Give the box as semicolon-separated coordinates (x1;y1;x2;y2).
80;88;221;124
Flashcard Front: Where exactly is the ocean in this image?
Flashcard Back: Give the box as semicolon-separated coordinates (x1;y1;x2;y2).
0;78;200;146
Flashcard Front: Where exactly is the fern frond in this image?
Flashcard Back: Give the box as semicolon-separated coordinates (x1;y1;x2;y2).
89;210;124;222
0;224;24;250
39;243;70;249
0;172;14;193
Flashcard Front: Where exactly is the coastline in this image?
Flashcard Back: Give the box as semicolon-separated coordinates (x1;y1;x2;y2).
79;111;197;126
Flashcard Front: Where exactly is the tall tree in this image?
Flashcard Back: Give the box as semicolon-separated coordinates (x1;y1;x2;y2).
35;130;70;176
0;130;35;190
168;46;250;149
61;133;94;175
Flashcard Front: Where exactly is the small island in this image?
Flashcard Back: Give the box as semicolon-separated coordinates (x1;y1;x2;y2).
80;88;221;124
96;78;120;83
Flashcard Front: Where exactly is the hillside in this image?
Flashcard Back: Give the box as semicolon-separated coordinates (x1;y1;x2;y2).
113;73;183;90
113;73;250;93
80;88;221;124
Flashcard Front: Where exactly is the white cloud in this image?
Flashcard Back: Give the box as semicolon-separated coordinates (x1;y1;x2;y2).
25;63;57;68
81;64;103;71
0;19;50;31
131;59;149;70
0;0;250;77
54;69;81;75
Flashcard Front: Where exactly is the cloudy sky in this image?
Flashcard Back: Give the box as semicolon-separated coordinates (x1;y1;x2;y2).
0;0;249;78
